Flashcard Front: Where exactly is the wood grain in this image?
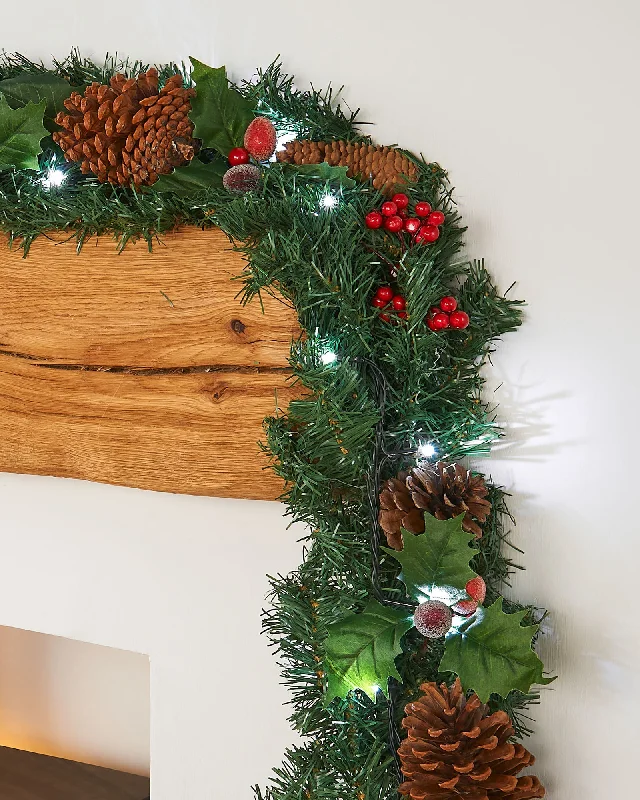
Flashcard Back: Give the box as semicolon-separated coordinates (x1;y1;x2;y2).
0;230;302;500
0;745;149;799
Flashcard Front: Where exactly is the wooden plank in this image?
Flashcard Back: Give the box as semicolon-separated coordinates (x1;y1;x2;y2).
0;745;149;799
0;230;302;499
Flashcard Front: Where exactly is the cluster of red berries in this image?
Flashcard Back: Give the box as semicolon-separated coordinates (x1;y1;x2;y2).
364;193;446;244
413;576;486;639
427;296;470;331
371;285;407;323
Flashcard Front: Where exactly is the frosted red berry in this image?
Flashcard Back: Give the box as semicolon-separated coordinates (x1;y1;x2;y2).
392;192;409;210
376;286;394;302
372;296;387;308
428;210;446;226
381;201;398;217
384;215;404;233
392;295;406;311
414;600;453;638
228;147;250;166
404;217;421;235
450;310;470;329
415;201;432;218
223;163;261;193
243;117;277;161
452;599;479;617
465;576;486;604
440;296;457;313
365;211;383;229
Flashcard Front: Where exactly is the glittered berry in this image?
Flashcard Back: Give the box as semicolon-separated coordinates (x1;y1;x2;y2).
384;215;404;233
381;201;398;217
465;576;486;604
452;598;479;617
392;192;409;210
372;296;387;308
392;295;406;311
428;210;446;226
365;211;384;229
228;147;250;166
379;312;392;323
430;312;450;330
413;600;452;638
414;201;432;218
223;163;261;193
244;117;277;161
416;225;440;243
450;310;470;329
440;296;457;313
404;217;421;235
376;286;394;302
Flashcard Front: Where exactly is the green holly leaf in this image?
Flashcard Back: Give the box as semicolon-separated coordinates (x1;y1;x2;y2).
383;514;479;604
152;158;226;195
0;94;47;171
0;74;78;131
285;162;356;188
324;599;413;702
188;58;255;157
440;597;555;702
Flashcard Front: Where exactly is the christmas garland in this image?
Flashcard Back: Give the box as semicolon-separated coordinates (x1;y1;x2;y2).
0;51;554;799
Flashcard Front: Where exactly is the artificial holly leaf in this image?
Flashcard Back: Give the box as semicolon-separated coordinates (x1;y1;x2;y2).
0;94;47;171
0;74;78;131
285;162;356;188
152;158;226;195
188;58;255;157
440;597;555;702
324;599;413;702
383;514;479;604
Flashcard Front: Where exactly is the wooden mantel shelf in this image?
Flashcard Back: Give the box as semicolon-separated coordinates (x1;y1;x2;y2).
0;228;302;500
0;745;149;799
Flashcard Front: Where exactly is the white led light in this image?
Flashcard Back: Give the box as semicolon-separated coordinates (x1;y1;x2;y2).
320;350;337;365
319;192;339;210
417;442;436;460
371;684;381;694
41;168;66;189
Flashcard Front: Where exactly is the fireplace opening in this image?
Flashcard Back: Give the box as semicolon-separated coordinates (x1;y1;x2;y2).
0;625;150;799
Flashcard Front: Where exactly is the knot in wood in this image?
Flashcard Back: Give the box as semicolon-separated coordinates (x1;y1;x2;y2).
230;318;246;334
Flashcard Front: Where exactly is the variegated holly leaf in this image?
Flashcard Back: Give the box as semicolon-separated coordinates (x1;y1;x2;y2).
324;599;413;702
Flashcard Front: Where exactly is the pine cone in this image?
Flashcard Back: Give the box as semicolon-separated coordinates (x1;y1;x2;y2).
398;679;545;800
53;69;196;187
379;462;491;550
276;139;418;195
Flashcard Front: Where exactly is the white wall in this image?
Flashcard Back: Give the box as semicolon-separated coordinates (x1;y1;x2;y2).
1;2;639;798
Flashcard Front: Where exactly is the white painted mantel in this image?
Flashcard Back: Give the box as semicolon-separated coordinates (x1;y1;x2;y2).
1;2;639;799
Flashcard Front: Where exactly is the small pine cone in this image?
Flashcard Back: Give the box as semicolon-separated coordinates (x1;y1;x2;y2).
277;139;418;195
398;679;545;800
53;69;197;187
378;462;491;550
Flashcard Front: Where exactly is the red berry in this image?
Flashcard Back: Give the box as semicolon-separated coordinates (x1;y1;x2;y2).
416;225;440;243
384;215;404;233
372;296;387;308
381;201;398;217
414;201;432;218
365;211;383;229
428;210;446;226
379;313;392;323
376;286;394;302
465;576;486;604
427;316;438;331
244;117;277;161
228;147;250;166
413;600;452;638
452;599;479;617
392;295;406;311
404;217;421;235
431;312;450;330
449;310;470;329
397;208;408;219
392;192;409;210
439;296;457;313
397;311;408;319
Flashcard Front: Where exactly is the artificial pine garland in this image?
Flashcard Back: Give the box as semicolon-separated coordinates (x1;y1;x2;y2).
0;51;554;799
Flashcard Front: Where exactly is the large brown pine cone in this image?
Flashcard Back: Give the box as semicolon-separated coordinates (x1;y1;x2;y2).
276;139;418;195
379;462;491;550
53;69;196;187
398;679;545;800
